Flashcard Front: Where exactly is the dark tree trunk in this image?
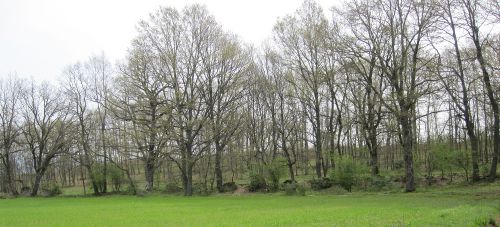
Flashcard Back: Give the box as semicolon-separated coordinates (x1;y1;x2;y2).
400;113;415;192
314;97;322;178
31;171;44;197
215;141;223;193
182;164;193;196
369;133;379;176
3;153;18;195
144;158;155;192
102;122;108;193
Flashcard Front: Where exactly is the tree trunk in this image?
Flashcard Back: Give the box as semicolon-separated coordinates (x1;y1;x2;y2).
369;133;379;176
215;142;223;192
31;172;44;196
144;158;155;192
102;122;108;193
183;164;193;196
3;154;18;195
314;98;322;178
400;113;415;192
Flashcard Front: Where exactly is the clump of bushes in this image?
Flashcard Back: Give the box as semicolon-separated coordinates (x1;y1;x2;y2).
331;158;368;192
164;183;182;193
266;159;285;192
248;172;267;192
20;186;31;195
283;181;306;196
108;165;124;192
309;177;333;190
41;184;62;197
222;182;238;192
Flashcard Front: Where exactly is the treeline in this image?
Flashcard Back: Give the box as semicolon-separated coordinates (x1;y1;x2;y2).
1;0;499;196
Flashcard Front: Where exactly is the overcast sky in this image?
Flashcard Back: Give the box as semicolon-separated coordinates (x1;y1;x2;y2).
0;0;340;82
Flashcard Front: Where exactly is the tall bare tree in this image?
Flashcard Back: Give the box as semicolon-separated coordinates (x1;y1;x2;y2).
0;76;23;195
274;0;330;178
22;82;72;196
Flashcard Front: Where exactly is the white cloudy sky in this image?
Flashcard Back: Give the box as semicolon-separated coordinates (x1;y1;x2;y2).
0;0;340;82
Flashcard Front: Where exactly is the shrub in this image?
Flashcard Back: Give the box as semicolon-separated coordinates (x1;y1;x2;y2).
91;164;106;193
42;184;62;197
368;175;396;191
479;164;489;179
248;172;267;192
283;182;297;195
309;178;333;190
296;184;306;196
283;182;306;196
164;183;182;193
331;158;367;192
266;159;286;192
108;165;124;192
20;186;31;195
193;182;210;196
126;184;138;195
222;182;238;192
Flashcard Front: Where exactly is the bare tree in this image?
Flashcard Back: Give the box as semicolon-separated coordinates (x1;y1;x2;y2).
273;0;330;178
87;53;113;193
460;0;500;181
21;82;72;196
0;75;23;195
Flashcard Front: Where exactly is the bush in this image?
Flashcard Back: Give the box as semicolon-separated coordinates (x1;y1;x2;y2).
331;158;367;192
91;164;106;193
479;164;489;179
164;183;182;193
20;186;31;195
193;182;211;196
368;175;396;191
108;165;124;192
266;159;286;192
42;184;62;197
126;184;138;195
296;184;306;196
283;182;306;196
283;182;297;195
248;172;267;192
222;182;238;192
309;178;333;190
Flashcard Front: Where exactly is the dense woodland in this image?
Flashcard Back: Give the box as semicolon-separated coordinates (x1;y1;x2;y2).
1;0;499;197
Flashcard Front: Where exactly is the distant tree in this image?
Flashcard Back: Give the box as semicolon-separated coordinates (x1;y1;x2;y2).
0;76;23;195
273;0;330;178
21;82;73;196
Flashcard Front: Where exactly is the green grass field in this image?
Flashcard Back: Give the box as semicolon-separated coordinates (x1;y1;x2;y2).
1;183;499;226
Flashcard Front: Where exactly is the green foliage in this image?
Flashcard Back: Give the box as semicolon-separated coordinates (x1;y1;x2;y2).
309;178;333;190
480;164;490;178
164;183;182;193
265;158;286;192
193;182;211;196
20;186;31;195
331;158;368;192
91;164;106;193
283;182;306;196
41;184;62;197
222;182;238;192
429;142;471;182
108;165;124;192
248;172;267;192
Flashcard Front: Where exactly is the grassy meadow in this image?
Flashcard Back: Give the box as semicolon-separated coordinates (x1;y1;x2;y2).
0;183;499;226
